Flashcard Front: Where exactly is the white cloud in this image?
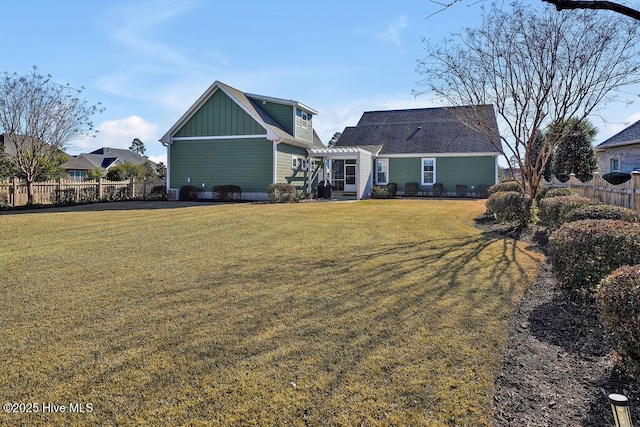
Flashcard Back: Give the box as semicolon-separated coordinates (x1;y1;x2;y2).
378;16;408;46
67;116;159;154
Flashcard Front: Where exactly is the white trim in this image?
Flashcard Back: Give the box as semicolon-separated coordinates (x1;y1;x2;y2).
244;93;318;115
375;158;389;185
421;158;436;186
171;134;268;141
384;152;499;158
272;141;278;183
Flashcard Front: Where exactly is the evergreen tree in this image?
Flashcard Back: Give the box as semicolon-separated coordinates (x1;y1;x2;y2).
550;118;598;182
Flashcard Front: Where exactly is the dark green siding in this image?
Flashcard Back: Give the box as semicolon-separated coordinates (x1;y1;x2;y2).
388;156;496;193
277;144;308;189
175;89;266;137
254;100;294;135
169;138;273;193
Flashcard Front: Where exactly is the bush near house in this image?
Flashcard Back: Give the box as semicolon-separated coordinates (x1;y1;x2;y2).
596;265;640;364
432;182;445;197
566;204;640;223
179;185;203;201
267;183;297;203
147;185;168;201
537;195;592;228
371;185;396;199
485;191;532;226
488;180;522;195
548;219;640;293
404;182;419;197
475;184;491;199
212;185;242;202
456;185;468;198
387;183;398;197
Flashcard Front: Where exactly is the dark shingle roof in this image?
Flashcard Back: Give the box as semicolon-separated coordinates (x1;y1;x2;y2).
596;120;640;149
336;105;500;155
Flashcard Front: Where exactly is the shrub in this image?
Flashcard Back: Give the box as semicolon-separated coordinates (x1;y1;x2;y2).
371;185;394;199
475;184;491;199
544;187;575;199
179;185;203;201
432;183;445;197
566;204;640;223
602;171;632;185
487;180;522;195
404;182;419;197
267;183;297;203
103;186;130;201
596;265;640;362
386;183;398;197
485;191;532;226
548;220;640;293
455;184;468;198
537;195;591;228
212;185;242;201
147;185;168;201
51;188;77;205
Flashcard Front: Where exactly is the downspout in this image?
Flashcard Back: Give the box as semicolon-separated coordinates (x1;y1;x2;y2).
160;139;171;194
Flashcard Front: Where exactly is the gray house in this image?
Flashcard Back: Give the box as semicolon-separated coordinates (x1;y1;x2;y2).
320;106;500;197
595;120;640;173
61;147;156;181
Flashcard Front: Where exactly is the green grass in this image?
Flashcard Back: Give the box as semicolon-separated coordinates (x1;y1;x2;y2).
0;199;542;426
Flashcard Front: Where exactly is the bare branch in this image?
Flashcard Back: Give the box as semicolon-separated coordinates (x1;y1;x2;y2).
542;0;640;21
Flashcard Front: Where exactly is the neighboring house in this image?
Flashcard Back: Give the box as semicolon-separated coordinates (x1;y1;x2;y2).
595;120;640;173
0;133;71;177
160;81;324;200
61;147;157;181
322;105;500;197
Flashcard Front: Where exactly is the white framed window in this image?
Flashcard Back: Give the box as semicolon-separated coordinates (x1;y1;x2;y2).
296;109;312;129
611;157;620;172
301;158;308;170
291;157;300;169
376;159;388;185
421;158;436;185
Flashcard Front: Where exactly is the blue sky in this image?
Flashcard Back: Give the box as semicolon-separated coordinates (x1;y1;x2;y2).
4;0;640;165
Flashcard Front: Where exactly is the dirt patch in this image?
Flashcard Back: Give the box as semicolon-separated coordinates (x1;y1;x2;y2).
476;215;640;426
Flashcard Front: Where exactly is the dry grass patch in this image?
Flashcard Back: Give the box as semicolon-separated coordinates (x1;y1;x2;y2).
0;199;541;426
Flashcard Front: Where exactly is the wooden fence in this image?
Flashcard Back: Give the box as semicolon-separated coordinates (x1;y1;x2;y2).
0;178;166;207
546;172;640;211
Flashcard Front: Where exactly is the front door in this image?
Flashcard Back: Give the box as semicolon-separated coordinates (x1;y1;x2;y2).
344;160;356;192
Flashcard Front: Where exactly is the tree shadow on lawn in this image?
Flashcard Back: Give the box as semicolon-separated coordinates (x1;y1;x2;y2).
0;200;225;215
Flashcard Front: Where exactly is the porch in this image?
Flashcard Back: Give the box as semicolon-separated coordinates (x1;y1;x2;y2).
306;146;380;200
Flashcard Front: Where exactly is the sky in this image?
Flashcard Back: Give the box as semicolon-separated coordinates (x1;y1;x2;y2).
3;0;640;166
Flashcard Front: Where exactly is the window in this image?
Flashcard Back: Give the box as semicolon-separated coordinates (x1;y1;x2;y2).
376;159;388;185
291;157;300;169
611;158;620;172
68;170;86;181
421;158;436;185
301;158;308;170
296;109;312;129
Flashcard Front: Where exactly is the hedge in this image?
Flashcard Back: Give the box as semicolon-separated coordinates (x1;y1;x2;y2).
602;171;632;185
566;204;640;223
371;185;395;199
596;265;640;363
487;181;522;195
404;182;419;197
455;184;468;198
432;183;444;197
212;185;242;201
179;185;203;201
267;183;297;203
537;195;592;228
548;220;640;292
485;191;532;226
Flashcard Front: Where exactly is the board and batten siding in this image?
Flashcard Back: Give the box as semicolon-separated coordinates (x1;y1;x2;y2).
174;89;266;138
387;156;497;193
276;143;309;190
252;100;294;135
169;138;273;193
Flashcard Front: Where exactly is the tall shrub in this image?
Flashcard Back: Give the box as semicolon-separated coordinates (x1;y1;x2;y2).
268;183;297;203
486;191;532;227
596;265;640;363
548;220;640;292
537;195;591;228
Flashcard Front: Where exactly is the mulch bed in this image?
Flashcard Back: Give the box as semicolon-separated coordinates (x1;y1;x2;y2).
475;215;640;426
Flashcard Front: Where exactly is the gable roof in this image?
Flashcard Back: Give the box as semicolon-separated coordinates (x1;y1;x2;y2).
160;81;323;149
336;105;500;155
60;147;155;171
0;133;71;160
595;119;640;150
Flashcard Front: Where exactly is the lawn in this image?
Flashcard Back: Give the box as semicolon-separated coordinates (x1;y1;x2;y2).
0;199;542;426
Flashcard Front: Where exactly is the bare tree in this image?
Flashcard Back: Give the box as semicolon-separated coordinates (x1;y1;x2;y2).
416;2;640;199
0;67;103;204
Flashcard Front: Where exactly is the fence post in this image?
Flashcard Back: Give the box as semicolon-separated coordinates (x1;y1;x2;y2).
98;178;103;200
632;171;640;212
129;178;135;199
11;176;18;207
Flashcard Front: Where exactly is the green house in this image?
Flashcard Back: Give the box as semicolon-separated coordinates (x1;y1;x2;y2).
324;106;501;197
160;81;324;200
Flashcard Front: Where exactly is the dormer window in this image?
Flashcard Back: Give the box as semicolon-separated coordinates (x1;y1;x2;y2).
296;109;312;129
